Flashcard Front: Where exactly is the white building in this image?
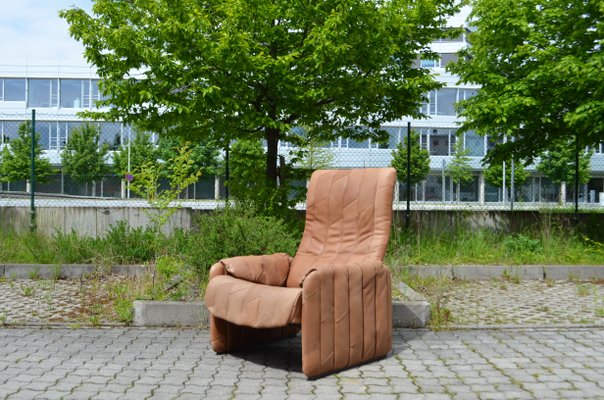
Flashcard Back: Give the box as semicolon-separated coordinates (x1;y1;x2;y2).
1;6;603;205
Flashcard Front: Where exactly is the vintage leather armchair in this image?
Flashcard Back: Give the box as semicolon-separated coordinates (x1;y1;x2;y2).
204;168;396;378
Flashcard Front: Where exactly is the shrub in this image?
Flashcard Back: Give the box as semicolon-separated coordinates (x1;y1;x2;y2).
53;230;100;264
187;206;301;281
103;221;156;264
502;233;542;254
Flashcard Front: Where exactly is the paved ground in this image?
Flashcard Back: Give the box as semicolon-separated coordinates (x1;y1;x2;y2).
3;277;604;327
1;326;604;399
2;275;604;399
445;280;604;326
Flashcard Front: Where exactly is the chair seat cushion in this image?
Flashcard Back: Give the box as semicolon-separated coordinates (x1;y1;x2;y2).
205;275;302;328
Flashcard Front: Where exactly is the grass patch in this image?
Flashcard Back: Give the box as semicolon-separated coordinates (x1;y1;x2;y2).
389;264;461;328
387;226;604;266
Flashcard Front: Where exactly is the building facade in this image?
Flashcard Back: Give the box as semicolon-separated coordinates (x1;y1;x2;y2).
1;7;603;205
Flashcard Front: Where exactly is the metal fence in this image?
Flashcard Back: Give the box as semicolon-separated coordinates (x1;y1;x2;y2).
1;114;603;222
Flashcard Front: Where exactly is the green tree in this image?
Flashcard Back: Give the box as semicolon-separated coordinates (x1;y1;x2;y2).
0;121;53;185
537;139;592;185
112;130;157;178
156;136;221;177
228;139;268;205
484;154;529;202
60;0;460;199
292;133;335;173
446;140;474;202
390;131;430;185
484;157;529;189
449;0;604;164
130;143;202;233
61;123;110;195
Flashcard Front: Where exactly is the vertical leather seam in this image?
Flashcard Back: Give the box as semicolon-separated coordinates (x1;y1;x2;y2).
346;265;352;368
368;170;384;259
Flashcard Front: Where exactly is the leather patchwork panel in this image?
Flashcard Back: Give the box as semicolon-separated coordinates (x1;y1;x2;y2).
205;275;302;329
220;253;291;286
288;168;396;288
301;262;392;378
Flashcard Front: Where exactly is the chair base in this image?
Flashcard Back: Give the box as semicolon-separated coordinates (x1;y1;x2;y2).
209;315;300;353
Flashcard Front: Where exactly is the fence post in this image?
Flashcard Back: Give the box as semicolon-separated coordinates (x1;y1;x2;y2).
406;122;411;229
30;109;36;231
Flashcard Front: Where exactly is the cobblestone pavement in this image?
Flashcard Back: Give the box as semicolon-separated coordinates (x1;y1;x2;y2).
1;327;604;399
443;280;604;326
0;277;132;325
2;277;604;327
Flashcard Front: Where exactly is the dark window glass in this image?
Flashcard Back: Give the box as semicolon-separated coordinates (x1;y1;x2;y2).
437;88;457;116
60;79;86;108
4;79;26;101
28;79;58;108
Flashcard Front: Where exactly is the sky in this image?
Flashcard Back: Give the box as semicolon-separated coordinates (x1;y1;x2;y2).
0;0;93;65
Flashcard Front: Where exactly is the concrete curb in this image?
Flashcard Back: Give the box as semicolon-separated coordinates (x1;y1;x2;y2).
4;263;603;281
133;301;208;327
407;265;604;281
132;287;431;329
0;264;147;279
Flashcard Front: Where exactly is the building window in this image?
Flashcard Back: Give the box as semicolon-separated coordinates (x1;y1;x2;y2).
429;129;450;156
3;79;26;101
347;139;369;148
28;79;58;108
459;88;478;100
420;90;436;116
101;122;123;149
60;79;88;108
464;130;484;157
88;80;109;108
36;121;52;150
0;120;23;144
420;58;440;68
437;88;457;116
440;53;459;68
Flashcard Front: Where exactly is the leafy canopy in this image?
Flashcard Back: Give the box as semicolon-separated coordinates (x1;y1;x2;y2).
156;136;221;177
112;130;157;178
449;0;604;163
446;140;473;185
61;123;110;185
60;0;460;185
536;139;592;184
483;157;529;188
0;121;53;184
390;130;431;185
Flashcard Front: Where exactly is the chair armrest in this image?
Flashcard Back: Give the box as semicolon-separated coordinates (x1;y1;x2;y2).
214;253;293;286
301;261;392;378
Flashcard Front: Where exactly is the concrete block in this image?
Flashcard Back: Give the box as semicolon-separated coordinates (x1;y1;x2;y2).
544;265;604;281
393;300;431;328
57;264;96;279
453;265;544;281
407;265;453;279
133;301;208;327
111;265;148;277
393;283;430;328
3;264;94;279
132;295;429;329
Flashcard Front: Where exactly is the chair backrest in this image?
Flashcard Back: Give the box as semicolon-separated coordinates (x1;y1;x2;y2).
286;168;396;287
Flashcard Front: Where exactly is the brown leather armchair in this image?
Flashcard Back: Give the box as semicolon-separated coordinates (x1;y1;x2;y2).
205;168;396;378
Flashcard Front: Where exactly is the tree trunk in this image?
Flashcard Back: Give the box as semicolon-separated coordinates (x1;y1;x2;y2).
265;128;280;187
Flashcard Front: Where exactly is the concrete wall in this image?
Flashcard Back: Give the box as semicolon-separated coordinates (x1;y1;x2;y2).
394;210;604;241
1;206;603;240
0;206;192;236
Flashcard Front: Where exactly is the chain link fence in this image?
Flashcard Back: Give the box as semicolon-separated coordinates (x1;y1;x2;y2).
1;114;603;233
